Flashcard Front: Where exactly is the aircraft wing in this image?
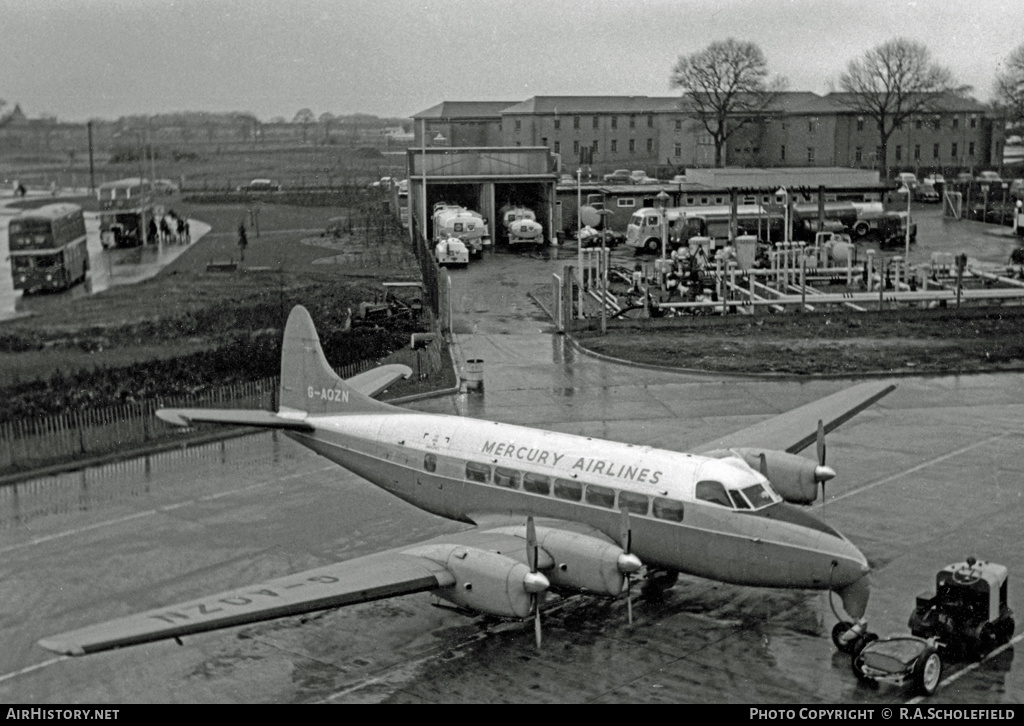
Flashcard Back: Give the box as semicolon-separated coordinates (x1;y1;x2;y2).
696;379;896;455
344;364;413;398
38;550;456;656
155;408;315;430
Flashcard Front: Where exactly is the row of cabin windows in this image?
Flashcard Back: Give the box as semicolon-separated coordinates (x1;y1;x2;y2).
452;457;684;522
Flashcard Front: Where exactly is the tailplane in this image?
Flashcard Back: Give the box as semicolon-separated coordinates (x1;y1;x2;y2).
279;305;401;415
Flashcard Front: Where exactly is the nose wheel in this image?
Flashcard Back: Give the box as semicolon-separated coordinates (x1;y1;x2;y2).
832;620;877;655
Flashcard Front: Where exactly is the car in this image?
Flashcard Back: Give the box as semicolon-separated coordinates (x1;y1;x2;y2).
955;172;975;184
238;178;281;193
603;169;631;183
894;172;919;190
852;635;943;696
1008;178;1023;198
629;170;650;184
923;173;945;186
559;173;577;185
913;183;940;203
151;179;180;195
975;171;1004;185
671;175;687;183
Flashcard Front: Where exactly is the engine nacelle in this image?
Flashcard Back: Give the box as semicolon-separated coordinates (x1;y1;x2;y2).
730;448;820;504
535;528;626;597
404;544;541;618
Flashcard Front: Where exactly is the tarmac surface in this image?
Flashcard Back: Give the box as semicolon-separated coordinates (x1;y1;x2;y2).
0;209;1022;703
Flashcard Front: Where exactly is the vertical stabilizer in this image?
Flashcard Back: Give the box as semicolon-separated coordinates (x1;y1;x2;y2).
279;306;395;415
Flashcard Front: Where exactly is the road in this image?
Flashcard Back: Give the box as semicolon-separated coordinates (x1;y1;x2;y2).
0;215;1021;703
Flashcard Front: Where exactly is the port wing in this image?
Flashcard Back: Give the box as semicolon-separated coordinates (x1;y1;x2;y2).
696;379;896;454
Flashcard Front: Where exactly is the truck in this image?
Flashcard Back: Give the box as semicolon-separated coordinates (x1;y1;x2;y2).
625;205;783;254
432;203;491;257
499;205;544;246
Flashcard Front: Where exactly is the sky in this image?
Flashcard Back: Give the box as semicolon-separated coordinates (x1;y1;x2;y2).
0;0;1021;123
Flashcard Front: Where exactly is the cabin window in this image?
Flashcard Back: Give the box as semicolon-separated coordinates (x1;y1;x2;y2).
423;454;437;473
523;473;551;495
585;484;616;509
653;497;684;522
554;478;582;501
695;480;732;508
465;461;490;483
494;467;521;489
618;490;649;516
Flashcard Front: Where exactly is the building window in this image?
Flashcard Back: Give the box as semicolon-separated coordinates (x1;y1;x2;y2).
617;198;635;207
611;117;617;129
970;116;977;129
808;120;816;133
674;143;682;158
914;144;921;160
629;139;635;153
915;118;922;130
592;140;599;154
611;139;617;153
933;117;941;130
969;141;975;156
857;117;864;132
553;141;560;153
855;147;862;162
951;142;958;158
933;143;940;159
674;118;682;131
554;118;560;130
895;145;902;161
592;116;599;129
780;144;786;161
647;115;654;128
646;138;653;152
952;117;959;129
629;115;636;129
541;137;547;147
573;116;580;130
573;140;579;155
807;147;815;163
515;119;521;131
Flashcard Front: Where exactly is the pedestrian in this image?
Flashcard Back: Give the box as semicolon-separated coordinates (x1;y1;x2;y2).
630;263;643;295
665;267;681;300
238;222;248;261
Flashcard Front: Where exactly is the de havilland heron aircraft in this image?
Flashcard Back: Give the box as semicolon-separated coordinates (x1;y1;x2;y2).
39;306;896;657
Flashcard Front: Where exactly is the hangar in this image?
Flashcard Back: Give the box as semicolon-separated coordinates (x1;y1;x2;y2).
406;146;558;247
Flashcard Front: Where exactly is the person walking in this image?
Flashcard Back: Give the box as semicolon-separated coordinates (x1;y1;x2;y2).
238;223;248;262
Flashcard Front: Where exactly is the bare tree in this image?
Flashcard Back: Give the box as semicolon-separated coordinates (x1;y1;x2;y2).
670;38;786;167
835;38;963;177
994;43;1024;130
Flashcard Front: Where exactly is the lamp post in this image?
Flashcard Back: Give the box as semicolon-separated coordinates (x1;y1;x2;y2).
776;187;789;244
900;184;912;261
655;190;670;261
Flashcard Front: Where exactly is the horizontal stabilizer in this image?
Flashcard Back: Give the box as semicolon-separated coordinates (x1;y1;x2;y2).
156;408;314;431
345;364;413;398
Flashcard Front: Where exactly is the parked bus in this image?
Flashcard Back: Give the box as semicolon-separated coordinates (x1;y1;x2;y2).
625;205;783;253
8;204;90;293
97;177;155;248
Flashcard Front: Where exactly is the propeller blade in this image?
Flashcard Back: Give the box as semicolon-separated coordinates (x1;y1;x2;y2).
534;597;542;648
758;452;768;478
526;516;544;647
619;509;640;626
816;420;828;503
816;419;826;466
619;508;632;554
526;516;538;572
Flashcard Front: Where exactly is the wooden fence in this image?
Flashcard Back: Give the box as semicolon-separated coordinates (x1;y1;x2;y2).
0;357;378;476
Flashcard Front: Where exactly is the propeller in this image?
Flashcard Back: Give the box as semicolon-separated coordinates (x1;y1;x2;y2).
524;516;546;648
815;419;836;502
618;509;642;625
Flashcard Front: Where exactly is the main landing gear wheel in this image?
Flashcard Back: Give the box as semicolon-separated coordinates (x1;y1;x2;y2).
914;648;942;696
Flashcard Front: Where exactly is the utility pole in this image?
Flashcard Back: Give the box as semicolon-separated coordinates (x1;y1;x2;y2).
87;121;95;194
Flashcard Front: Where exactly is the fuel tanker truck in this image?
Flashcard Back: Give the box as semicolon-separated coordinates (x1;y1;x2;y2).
499;205;544;246
433;203;491;257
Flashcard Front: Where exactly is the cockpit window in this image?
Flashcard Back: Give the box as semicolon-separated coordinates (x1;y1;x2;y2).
728;490;750;510
695;480;731;508
742;484;776;508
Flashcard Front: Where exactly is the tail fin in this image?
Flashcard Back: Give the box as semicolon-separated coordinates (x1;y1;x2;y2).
279;306;397;415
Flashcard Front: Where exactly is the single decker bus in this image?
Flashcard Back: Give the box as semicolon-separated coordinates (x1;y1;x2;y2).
8;203;90;293
97;177;155;248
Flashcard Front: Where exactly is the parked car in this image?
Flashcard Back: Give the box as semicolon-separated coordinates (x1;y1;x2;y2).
151;179;180;195
603;169;631;183
238;178;281;193
923;173;945;194
913;183;940;203
975;171;1004;185
955;172;975;183
629;170;650;184
894;172;919;190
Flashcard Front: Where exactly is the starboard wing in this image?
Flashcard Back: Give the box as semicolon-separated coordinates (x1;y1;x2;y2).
39;551;455;656
696;379;897;455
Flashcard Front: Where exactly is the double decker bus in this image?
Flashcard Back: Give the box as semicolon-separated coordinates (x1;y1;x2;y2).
97;177;155;248
8;204;90;293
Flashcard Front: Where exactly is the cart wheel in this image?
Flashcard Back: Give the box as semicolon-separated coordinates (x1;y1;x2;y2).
832;622;855;653
913;648;942;696
851;654;874;683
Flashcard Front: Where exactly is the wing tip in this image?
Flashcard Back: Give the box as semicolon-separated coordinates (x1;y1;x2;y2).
37;637;84;657
156;409;192;427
